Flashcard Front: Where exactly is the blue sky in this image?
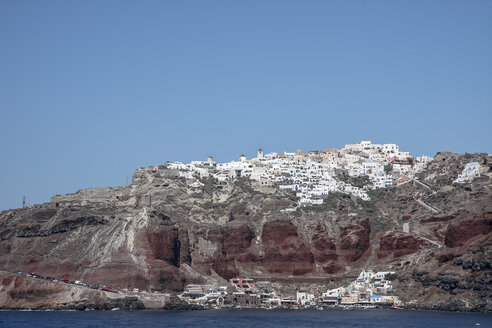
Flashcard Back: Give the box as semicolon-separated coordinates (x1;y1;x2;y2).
0;0;491;210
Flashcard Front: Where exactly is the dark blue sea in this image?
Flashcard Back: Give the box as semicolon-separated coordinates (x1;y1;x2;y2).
0;309;491;328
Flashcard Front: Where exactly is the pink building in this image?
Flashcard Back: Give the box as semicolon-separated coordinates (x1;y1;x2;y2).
229;278;255;291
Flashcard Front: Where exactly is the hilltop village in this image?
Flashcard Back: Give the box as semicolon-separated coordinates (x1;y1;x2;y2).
161;140;435;204
49;140;481;209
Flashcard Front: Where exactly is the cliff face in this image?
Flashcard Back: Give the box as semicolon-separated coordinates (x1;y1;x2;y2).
0;152;491;311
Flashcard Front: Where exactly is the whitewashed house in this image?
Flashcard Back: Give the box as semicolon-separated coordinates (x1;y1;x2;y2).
454;162;480;183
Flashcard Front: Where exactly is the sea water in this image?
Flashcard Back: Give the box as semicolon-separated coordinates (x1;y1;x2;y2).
0;308;490;328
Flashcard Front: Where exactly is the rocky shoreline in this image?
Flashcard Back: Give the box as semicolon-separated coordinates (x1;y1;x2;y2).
1;304;489;313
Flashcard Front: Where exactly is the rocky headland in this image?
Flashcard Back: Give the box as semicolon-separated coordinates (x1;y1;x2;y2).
0;152;490;312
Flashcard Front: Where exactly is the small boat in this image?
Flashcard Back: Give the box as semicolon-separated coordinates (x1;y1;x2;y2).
390;306;403;310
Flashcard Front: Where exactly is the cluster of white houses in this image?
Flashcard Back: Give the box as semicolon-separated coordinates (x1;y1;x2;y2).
454;162;480;183
178;270;400;308
164;141;434;205
319;270;398;307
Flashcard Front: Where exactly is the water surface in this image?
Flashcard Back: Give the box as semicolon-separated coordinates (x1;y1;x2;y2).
0;308;490;328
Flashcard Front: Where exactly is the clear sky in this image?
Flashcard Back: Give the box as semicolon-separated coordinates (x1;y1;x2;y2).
0;0;491;210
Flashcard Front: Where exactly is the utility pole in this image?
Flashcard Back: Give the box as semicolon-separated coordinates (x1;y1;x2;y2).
22;196;26;208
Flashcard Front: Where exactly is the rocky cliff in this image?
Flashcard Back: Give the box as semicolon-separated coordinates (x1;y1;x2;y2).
0;152;491;311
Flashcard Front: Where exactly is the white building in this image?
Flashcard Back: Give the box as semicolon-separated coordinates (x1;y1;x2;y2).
414;155;433;173
257;148;264;159
322;288;342;298
454;162;480;183
296;291;315;305
382;144;399;156
362;162;379;175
